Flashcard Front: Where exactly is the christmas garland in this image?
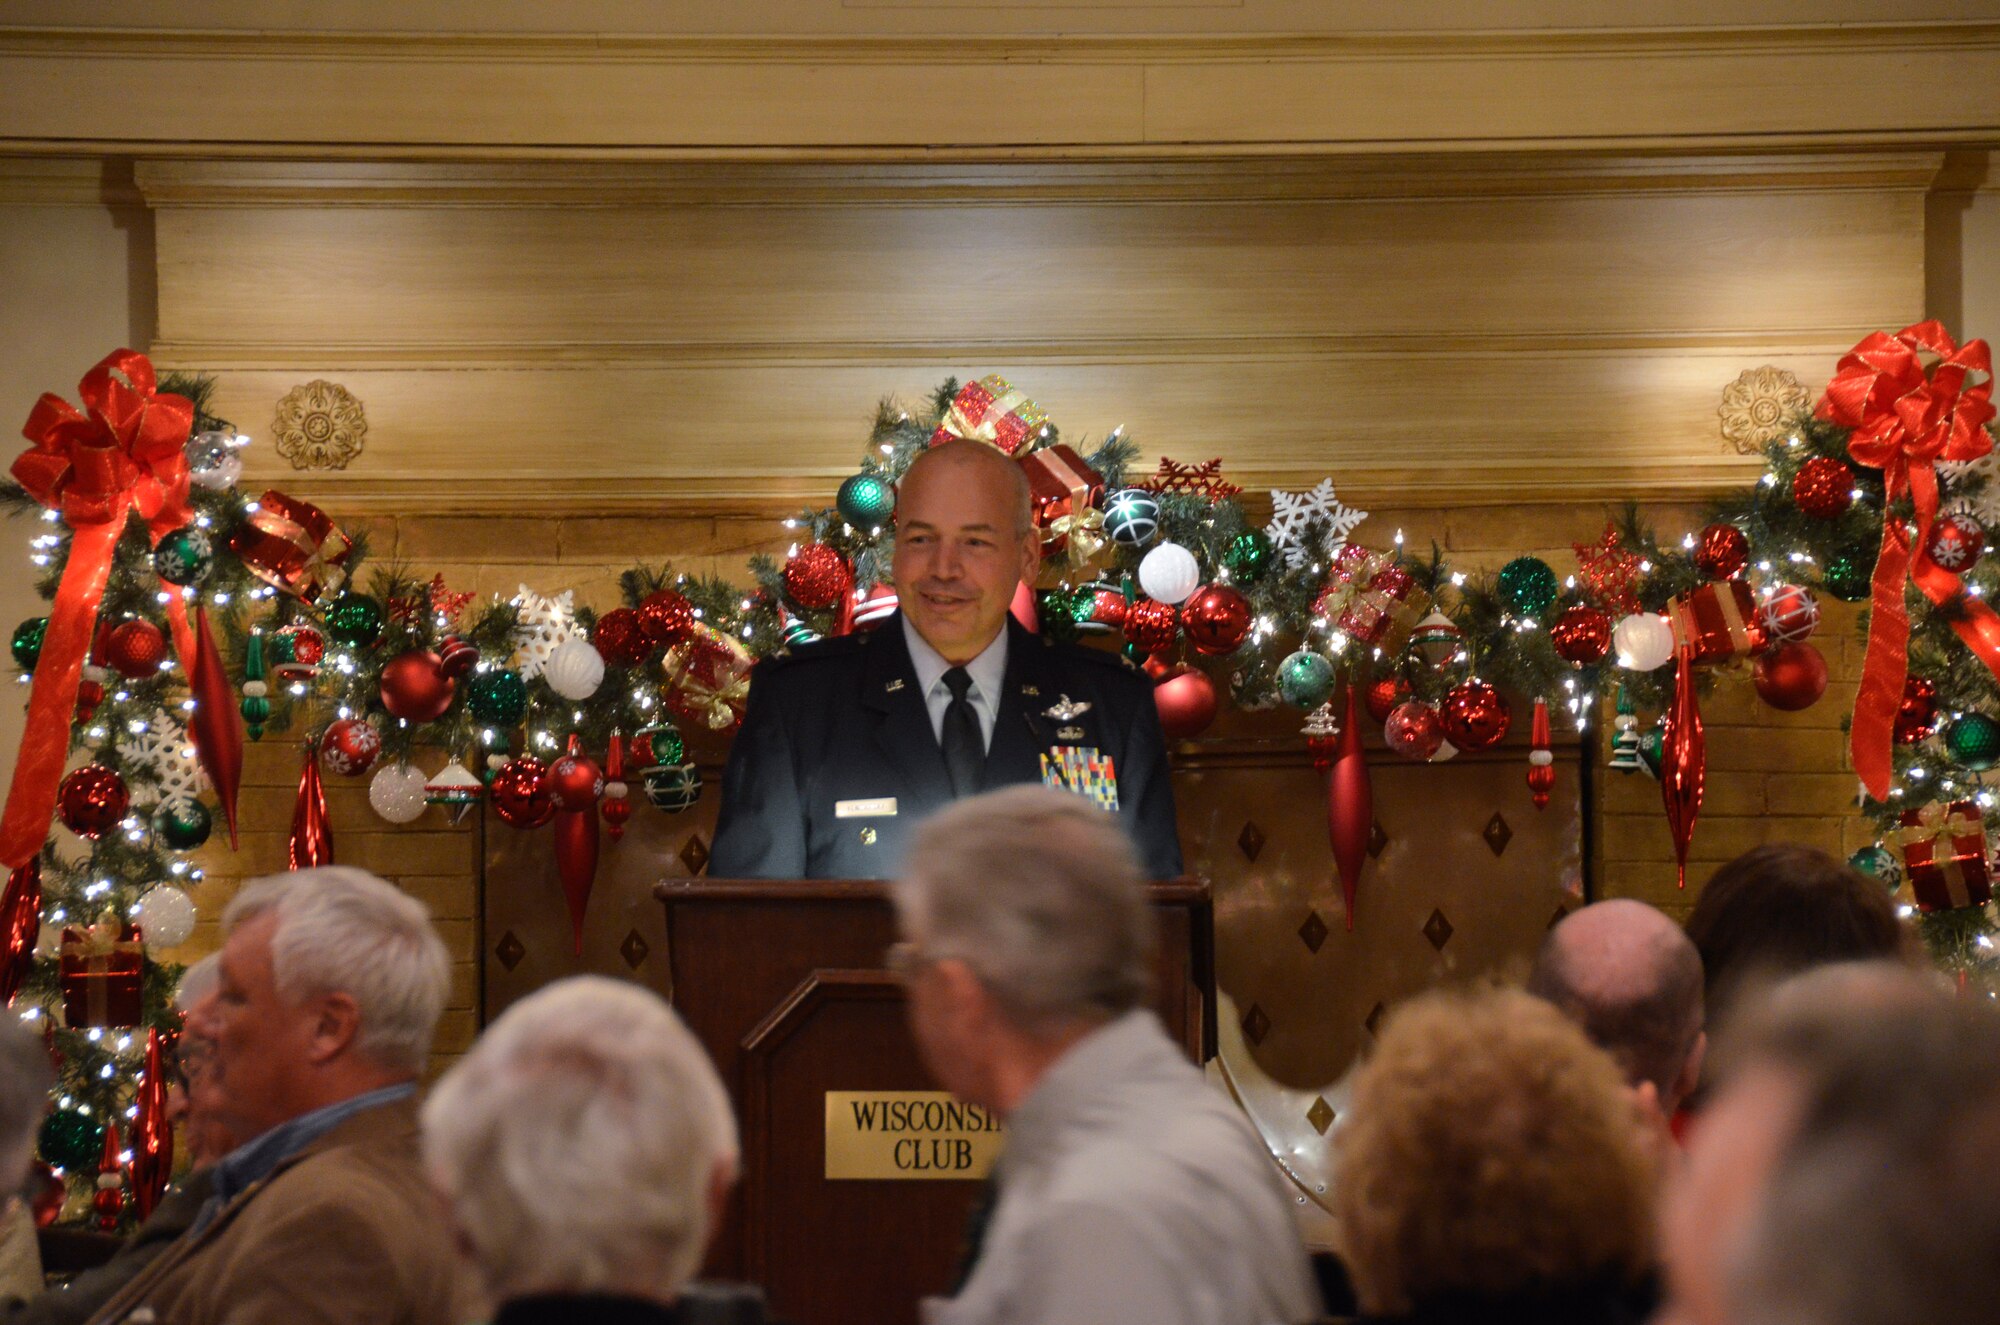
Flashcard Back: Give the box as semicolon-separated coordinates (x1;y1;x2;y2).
5;328;2000;1228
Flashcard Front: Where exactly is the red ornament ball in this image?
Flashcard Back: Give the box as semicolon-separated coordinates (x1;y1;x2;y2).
637;590;695;645
320;717;383;776
547;751;605;811
1757;584;1820;646
1440;680;1512;751
1383;700;1446;761
1753;642;1829;712
1152;665;1218;740
1694;523;1750;580
436;635;480;679
1895;675;1941;745
57;765;129;839
1926;511;1987;572
1365;674;1412;724
1549;604;1613;666
1793;456;1856;520
379;650;457;723
489;756;556;829
1122;599;1179;656
591;607;652;667
1091;590;1129;629
1181;585;1253;656
103;620;167;679
782;544;854;610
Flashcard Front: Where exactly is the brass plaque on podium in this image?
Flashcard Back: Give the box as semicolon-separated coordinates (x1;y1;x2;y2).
824;1091;1006;1180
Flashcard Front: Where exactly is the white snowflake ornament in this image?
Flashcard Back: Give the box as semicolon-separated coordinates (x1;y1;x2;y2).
1265;478;1368;571
116;712;207;806
509;585;584;680
1942;447;2000;532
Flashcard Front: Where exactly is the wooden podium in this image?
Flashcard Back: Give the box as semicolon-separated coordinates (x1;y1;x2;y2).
654;878;1214;1325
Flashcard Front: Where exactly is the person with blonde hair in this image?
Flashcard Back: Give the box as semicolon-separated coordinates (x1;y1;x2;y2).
1334;986;1661;1325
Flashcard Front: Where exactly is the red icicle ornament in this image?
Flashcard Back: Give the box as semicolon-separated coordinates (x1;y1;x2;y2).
554;734;599;956
288;747;333;870
601;731;632;841
129;1029;174;1220
187;606;245;848
0;860;40;1005
1661;643;1707;888
1526;698;1556;810
1328;673;1374;931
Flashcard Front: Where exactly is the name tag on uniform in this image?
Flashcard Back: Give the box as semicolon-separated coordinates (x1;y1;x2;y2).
836;798;899;819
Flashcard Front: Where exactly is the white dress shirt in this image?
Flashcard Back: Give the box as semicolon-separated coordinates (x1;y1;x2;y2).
902;615;1008;752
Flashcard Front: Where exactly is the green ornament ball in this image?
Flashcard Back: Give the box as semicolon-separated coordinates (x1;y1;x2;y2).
152;796;213;852
643;763;704;814
633;721;686;771
782;618;821;648
1848;844;1904;893
1496;556;1560;619
1946;712;2000;771
1823;552;1873;602
323;593;385;647
835;473;897;529
11;617;47;672
39;1107;105;1172
152;525;213;587
1103;489;1161;549
1278;649;1337;709
1036;591;1081;645
1222;531;1273;584
465;668;529;726
1637;725;1665;778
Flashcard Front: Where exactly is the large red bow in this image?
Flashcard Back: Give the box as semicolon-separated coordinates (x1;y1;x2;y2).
1818;321;1999;799
0;351;196;868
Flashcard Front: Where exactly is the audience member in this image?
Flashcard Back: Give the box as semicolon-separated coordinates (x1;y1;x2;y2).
1727;988;2000;1325
0;1021;54;1309
421;975;754;1325
1655;961;1950;1325
891;785;1317;1325
1333;986;1659;1325
1528;899;1707;1119
1683;844;1907;1037
81;866;472;1325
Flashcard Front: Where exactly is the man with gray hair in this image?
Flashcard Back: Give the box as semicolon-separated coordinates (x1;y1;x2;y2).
892;785;1316;1325
422;976;758;1324
0;1021;51;1194
83;866;473;1325
1527;898;1707;1120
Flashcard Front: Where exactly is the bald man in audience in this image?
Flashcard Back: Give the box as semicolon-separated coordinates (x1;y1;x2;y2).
1527;899;1706;1121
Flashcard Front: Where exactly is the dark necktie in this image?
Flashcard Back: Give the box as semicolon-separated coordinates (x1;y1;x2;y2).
940;666;984;798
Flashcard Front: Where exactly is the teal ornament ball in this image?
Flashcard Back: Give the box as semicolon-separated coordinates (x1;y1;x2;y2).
1823;552;1873;602
465;668;529;726
1946;712;2000;771
11;617;47;672
642;763;704;814
152;796;213;852
323;593;385;647
1496;556;1560;619
39;1108;105;1172
782;618;821;648
835;473;897;529
152;525;213;587
1103;489;1160;549
1278;649;1337;708
1222;530;1273;584
1848;844;1904;893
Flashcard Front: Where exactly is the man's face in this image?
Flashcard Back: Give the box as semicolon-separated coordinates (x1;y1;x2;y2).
1657;1065;1806;1325
891;449;1039;664
184;912;323;1142
893;909;994;1111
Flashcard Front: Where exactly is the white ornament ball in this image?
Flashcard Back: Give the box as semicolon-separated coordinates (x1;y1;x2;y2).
367;762;430;824
543;636;607;701
1137;542;1202;606
185;431;243;492
1612;613;1677;671
133;885;198;948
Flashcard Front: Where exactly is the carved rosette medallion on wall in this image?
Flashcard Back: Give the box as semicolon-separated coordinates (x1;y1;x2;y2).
273;379;368;470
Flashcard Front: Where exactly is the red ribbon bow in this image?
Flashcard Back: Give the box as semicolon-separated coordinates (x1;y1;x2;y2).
0;350;196;868
1818;322;1999;800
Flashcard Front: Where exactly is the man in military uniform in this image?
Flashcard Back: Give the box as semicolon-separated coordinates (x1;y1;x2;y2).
711;438;1182;880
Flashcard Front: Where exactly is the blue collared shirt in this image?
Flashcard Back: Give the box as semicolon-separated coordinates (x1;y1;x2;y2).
902;615;1008;751
190;1082;416;1235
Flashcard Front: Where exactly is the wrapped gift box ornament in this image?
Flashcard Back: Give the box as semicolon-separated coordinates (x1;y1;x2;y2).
1667;580;1767;664
929;375;1050;457
1315;544;1432;654
1019;444;1112;586
59;912;143;1028
1895;800;1994;913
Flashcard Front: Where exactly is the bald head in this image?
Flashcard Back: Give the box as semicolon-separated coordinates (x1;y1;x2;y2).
1528;900;1706;1112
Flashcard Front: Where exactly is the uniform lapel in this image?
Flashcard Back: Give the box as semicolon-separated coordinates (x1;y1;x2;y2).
985;618;1057;788
860;618;954;819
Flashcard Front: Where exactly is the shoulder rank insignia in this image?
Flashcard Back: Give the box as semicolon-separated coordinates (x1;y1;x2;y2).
1044;694;1092;722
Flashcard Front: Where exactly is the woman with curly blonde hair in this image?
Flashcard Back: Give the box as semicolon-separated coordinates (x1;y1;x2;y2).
1333;986;1661;1325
